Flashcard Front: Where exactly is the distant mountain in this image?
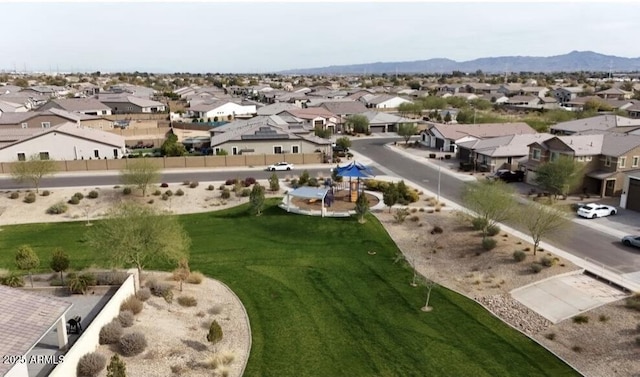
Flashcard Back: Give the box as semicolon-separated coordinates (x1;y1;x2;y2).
278;51;640;75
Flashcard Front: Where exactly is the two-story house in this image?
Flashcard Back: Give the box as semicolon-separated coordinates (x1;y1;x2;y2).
524;132;640;197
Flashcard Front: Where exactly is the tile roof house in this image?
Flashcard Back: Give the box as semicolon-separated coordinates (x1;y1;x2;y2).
0;100;28;114
186;100;257;121
360;111;416;133
420;122;536;154
38;98;113;116
595;87;633;100
0;286;72;377
550;115;640;135
0;121;126;162
97;94;166;114
279;108;339;133
457;133;555;172
552;86;583;104
256;102;299;116
523;132;640;197
208;115;331;156
361;94;413;109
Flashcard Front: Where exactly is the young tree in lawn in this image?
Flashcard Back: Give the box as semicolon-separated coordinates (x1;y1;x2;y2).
249;183;266;216
383;182;399;212
15;245;40;288
397;123;418;144
534;156;584;202
120;158;160;197
354;192;370;223
420;278;438;312
268;173;280;192
519;202;570;256
461;180;517;240
11;153;56;193
50;248;70;285
86;202;190;275
173;258;190;292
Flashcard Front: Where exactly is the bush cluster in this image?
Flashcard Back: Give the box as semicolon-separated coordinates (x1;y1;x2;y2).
165;190;173;197
146;279;174;303
486;225;501;237
67;272;97;294
481;237;497;251
23;192;36;203
122;187;132;195
221;188;231;199
471;217;488;231
207;184;215;191
177;295;198;307
175;188;185;196
41;190;50;196
241;188;251;197
530;263;543;274
94;270;128;286
152;189;161;196
0;272;24;287
74;192;84;200
225;178;237;185
189;181;199;188
46;201;68;215
187;271;204;284
243;177;256;186
624;294;640;312
76;352;106;377
206;320;223;345
99;320;123;345
513;250;526;262
119;332;148;357
9;192;19;199
540;256;557;267
87;190;99;199
136;287;151;301
120;296;143;315
118;310;135;327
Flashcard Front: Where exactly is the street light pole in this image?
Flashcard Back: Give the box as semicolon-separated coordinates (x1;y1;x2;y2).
437;158;442;203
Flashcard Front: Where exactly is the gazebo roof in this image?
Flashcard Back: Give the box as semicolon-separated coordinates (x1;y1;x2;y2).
335;161;374;179
288;186;329;199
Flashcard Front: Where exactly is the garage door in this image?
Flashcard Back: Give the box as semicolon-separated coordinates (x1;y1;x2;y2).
526;170;537;185
369;125;386;133
626;178;640;212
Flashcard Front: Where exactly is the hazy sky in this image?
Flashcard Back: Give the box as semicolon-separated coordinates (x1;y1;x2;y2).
1;1;639;73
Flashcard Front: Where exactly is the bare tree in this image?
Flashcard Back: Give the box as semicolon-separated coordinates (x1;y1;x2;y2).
120;158;160;197
518;202;570;256
420;277;438;312
11;154;56;193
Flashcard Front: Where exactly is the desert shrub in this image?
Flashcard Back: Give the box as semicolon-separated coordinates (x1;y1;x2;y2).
41;190;50;196
177;295;198;307
153;189;161;196
160;182;169;188
308;177;319;187
0;272;24;287
206;320;223;345
165;190;173;197
625;294;640;312
409;215;420;222
636;337;640;347
136;287;151;301
147;199;154;204
393;208;410;224
147;280;173;303
67;272;96;294
430;225;443;234
77;352;106;377
118;310;135;328
598;314;610;322
513;250;526;262
540;256;556;267
486;224;501;237
99;321;123;345
95;270;128;285
571;345;583;353
481;237;497;251
187;271;204;284
182;180;190;186
23;192;36;203
243;177;256;186
410;208;417;213
207;184;214;191
221;188;231;199
87;190;99;199
122;187;132;195
530;263;543;274
471;217;488;231
175;189;184;196
74;192;84;200
160;193;168;201
46;201;68;215
544;333;556;340
119;332;148;357
120;296;143;315
224;178;237;185
68;195;80;205
572;315;589;324
241;188;251;197
9;192;19;199
218;184;226;190
189;181;199;188
290;178;299;189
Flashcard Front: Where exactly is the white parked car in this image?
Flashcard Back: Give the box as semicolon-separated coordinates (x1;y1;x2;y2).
576;203;617;219
267;162;294;171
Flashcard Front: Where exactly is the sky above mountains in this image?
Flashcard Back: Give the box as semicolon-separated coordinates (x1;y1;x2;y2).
1;2;639;74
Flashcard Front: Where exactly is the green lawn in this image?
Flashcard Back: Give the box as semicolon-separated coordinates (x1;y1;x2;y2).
0;199;579;377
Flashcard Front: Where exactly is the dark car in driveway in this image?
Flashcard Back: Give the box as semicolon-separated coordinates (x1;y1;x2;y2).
487;169;525;183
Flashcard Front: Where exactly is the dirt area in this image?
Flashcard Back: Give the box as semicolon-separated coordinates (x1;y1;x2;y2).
1;176;638;377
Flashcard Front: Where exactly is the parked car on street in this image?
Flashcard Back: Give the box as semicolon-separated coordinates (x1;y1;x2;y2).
267;162;294;171
486;169;525;183
576;203;617;219
621;235;640;248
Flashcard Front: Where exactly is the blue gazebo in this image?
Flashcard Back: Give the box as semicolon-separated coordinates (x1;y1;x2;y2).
335;161;374;202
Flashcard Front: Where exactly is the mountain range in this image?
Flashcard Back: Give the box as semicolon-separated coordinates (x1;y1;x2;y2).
278;51;640;75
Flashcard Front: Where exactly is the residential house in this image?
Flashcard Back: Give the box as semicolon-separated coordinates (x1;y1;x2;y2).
552;86;583;105
478;93;509;104
106;84;156;99
362;94;412;109
437;84;465;94
39;98;113;116
0;121;126;162
497;83;523;97
595;87;633;100
0;100;28;114
523;132;640;197
278;108;338;133
625;103;640;119
0;85;23;95
0;111;74;130
457;133;554;172
550;115;640;135
316;101;368;131
464;83;500;95
504;95;558;110
256;103;299;116
452;92;478;101
520;86;549;97
20;85;68;98
208;115;331;156
97;94;166;114
420;122;536;154
360;111;416;133
187;100;256;121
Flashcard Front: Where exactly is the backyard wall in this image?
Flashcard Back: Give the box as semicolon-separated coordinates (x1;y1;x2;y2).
48;269;138;377
0;153;324;174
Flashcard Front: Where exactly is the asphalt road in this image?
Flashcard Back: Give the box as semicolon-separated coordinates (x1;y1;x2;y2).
350;137;640;274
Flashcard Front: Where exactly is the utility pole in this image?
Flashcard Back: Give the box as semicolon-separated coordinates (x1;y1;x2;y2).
437;157;442;203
